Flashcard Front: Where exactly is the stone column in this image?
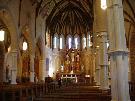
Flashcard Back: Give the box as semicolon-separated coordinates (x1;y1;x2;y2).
10;50;18;84
40;34;46;81
107;0;131;101
99;32;109;89
44;51;47;78
94;0;109;89
30;55;35;82
95;47;100;86
39;59;45;81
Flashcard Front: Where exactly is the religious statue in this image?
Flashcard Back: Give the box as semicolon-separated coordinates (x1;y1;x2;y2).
71;51;75;62
66;53;70;62
81;64;84;72
76;53;80;62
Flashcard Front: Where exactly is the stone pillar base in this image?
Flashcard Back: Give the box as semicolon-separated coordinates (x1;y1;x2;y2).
11;69;17;84
95;68;100;86
100;65;109;90
39;59;45;81
30;72;34;82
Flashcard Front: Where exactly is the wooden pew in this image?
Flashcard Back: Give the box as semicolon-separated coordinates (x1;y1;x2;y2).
0;82;57;101
129;82;135;101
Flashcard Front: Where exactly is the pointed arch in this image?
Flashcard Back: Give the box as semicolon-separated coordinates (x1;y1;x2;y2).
0;8;18;82
0;8;18;50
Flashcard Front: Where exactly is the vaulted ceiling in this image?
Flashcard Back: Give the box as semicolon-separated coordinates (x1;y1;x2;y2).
46;0;93;34
46;0;93;36
30;0;135;42
30;0;93;36
123;0;135;47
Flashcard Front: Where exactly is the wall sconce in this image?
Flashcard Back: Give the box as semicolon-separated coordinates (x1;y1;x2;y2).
8;46;11;52
23;41;27;50
0;29;5;41
101;0;107;10
96;46;99;48
107;42;109;48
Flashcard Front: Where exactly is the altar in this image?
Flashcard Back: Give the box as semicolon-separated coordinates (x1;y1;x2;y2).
61;49;81;74
54;47;95;85
61;74;78;84
58;73;91;85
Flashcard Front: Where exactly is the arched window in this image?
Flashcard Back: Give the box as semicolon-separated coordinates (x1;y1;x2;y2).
87;32;91;47
60;34;65;49
83;37;86;48
75;37;78;49
23;41;28;50
68;37;72;49
82;34;86;49
54;36;57;48
74;34;80;49
66;35;72;49
0;30;4;41
60;37;62;49
53;33;58;49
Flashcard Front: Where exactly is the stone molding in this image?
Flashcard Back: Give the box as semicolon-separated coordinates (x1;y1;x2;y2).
108;50;129;56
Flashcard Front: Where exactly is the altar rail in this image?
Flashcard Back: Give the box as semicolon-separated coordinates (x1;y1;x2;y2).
0;82;57;101
129;82;135;101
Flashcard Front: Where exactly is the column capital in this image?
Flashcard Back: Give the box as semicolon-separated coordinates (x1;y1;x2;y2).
96;31;107;36
96;32;108;43
108;50;129;56
40;59;45;61
96;32;107;37
99;64;109;67
40;59;45;63
96;67;100;70
107;0;123;8
11;49;18;54
30;55;35;59
97;34;108;39
30;72;34;82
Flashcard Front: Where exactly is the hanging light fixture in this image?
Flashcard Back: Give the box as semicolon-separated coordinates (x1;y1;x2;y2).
23;41;27;50
101;0;107;10
0;29;5;41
